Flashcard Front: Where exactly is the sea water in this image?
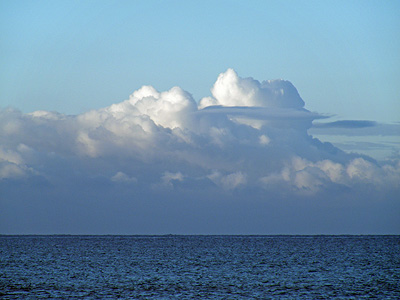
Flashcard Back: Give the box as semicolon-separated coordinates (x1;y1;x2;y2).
1;235;399;299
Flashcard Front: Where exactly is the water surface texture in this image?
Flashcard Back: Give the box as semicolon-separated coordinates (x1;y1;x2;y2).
1;235;399;299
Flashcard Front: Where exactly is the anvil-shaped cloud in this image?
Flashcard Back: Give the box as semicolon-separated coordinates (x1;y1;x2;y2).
1;69;399;234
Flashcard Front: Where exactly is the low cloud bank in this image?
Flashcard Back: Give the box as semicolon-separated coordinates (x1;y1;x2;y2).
1;69;399;234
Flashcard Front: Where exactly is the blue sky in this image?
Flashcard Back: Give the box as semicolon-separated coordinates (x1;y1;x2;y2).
1;1;399;234
1;0;399;121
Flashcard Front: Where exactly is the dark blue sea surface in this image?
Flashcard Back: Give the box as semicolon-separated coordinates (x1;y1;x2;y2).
1;235;399;299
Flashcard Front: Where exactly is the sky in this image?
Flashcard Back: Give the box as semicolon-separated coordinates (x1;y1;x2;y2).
0;0;399;234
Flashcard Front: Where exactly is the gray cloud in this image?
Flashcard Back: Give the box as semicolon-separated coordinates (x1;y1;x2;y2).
310;121;400;136
196;106;326;121
0;69;399;234
313;120;377;129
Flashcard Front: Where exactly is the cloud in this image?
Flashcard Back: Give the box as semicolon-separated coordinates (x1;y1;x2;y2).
260;156;400;193
310;121;400;136
0;144;35;179
111;172;137;184
309;120;400;161
198;68;305;109
207;171;247;190
0;69;399;234
313;120;377;129
196;105;325;121
161;171;184;187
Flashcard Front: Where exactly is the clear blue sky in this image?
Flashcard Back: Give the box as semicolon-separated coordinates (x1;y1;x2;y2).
1;0;399;122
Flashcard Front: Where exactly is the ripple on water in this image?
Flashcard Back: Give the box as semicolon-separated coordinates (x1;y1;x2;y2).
1;235;399;299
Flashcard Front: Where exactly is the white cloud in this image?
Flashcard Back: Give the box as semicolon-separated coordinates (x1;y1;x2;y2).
0;145;34;179
0;147;24;165
2;68;400;234
315;160;344;183
221;171;247;190
259;135;270;145
111;172;137;183
0;68;398;196
162;171;184;184
199;68;305;109
113;85;197;130
260;155;400;193
158;171;185;189
0;162;27;179
208;171;247;190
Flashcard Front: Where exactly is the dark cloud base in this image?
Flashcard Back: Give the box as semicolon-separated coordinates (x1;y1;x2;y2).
1;177;399;235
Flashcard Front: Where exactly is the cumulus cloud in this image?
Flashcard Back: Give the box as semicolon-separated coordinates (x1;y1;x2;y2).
1;69;398;188
260;156;400;193
0;69;398;189
0;69;399;234
0;144;34;179
161;171;184;186
199;68;305;109
111;172;137;183
207;171;247;190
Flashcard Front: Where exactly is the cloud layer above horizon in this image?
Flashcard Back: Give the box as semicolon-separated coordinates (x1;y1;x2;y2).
1;69;399;234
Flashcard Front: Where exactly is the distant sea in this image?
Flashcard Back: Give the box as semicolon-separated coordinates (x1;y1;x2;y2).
1;235;399;299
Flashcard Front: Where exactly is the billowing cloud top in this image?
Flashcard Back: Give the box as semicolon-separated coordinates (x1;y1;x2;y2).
1;69;399;234
199;68;305;109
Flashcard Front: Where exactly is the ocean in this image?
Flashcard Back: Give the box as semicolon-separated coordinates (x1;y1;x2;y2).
1;235;399;299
